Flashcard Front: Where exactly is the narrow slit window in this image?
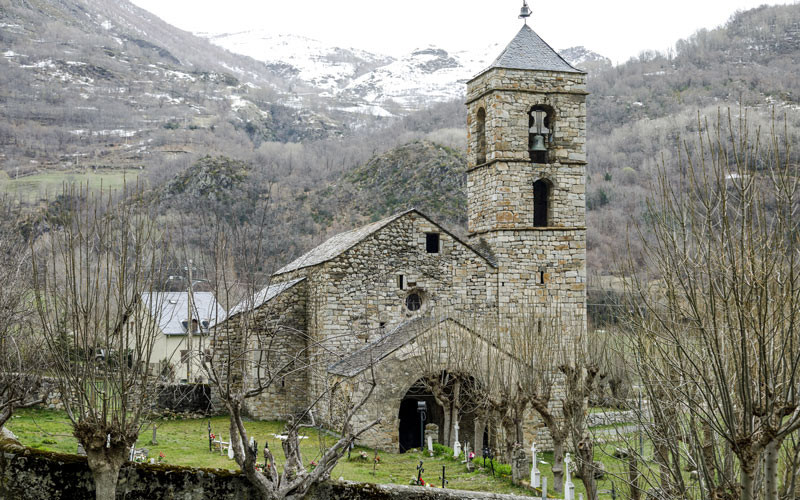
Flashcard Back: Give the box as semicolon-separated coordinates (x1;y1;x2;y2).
426;233;440;254
476;108;486;165
398;275;405;290
539;270;545;284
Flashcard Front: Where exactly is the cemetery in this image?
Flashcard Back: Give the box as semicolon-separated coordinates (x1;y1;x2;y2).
4;407;648;498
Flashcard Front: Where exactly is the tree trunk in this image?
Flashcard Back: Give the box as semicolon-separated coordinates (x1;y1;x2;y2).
701;419;716;492
741;463;756;500
502;415;516;463
85;445;127;500
577;437;597;500
764;439;780;500
627;449;641;500
552;437;565;493
442;403;451;448
473;416;485;455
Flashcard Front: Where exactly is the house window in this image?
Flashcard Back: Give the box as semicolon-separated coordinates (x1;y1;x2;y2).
476;107;486;165
533;179;552;227
426;233;440;254
405;293;422;312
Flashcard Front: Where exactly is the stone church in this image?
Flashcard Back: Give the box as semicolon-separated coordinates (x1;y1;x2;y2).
223;15;587;454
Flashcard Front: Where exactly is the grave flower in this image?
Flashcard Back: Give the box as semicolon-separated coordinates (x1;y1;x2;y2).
158;451;165;463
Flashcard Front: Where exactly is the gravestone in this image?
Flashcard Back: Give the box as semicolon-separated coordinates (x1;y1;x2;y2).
424;423;438;457
511;443;528;486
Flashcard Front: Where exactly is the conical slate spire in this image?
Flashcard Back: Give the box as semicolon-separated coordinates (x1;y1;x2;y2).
486;24;582;74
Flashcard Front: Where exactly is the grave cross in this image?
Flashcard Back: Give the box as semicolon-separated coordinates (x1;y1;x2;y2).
530;441;541;487
564;452;575;500
452;421;461;458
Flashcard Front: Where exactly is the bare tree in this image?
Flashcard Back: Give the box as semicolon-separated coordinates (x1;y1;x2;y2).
195;207;380;500
560;328;600;500
31;186;171;500
622;110;800;500
407;314;485;449
0;200;43;430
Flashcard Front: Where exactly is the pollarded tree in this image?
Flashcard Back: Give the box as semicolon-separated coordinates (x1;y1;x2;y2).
622;109;800;500
193;206;380;500
0;199;43;430
32;185;172;500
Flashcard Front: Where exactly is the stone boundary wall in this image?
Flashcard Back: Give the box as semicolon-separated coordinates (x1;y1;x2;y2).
36;377;217;416
0;442;534;500
587;408;648;428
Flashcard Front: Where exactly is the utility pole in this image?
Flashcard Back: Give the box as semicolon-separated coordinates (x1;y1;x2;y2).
186;259;195;382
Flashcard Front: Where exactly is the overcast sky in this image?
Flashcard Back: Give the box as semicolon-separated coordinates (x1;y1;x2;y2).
130;0;795;64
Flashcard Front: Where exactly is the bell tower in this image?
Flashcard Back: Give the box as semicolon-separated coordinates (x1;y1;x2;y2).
466;7;587;322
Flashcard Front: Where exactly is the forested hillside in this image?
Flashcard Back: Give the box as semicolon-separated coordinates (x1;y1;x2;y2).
3;1;800;279
0;0;341;178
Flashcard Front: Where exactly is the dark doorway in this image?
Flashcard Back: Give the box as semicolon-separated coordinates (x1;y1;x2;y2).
398;398;424;453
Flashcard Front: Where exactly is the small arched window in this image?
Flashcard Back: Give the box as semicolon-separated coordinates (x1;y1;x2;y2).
476;107;486;165
533;179;551;227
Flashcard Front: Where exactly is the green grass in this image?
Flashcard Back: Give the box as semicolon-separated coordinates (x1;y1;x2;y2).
7;408;640;498
0;169;141;200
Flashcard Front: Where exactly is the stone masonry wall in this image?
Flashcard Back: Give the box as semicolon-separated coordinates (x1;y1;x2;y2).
465;64;588;456
0;442;534;500
299;212;498;427
212;279;309;421
466;69;587;234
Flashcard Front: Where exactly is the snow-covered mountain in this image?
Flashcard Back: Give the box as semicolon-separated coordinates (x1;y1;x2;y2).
202;31;392;93
200;31;606;116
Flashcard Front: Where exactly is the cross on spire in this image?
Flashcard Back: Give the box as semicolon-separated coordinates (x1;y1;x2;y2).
519;1;532;24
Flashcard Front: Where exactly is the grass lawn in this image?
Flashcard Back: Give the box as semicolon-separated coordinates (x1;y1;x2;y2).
0;169;141;200
7;408;640;498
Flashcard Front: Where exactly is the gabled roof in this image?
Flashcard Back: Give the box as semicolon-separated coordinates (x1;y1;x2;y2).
227;277;305;317
275;211;411;275
328;316;449;377
477;24;583;77
141;292;226;336
274;209;496;276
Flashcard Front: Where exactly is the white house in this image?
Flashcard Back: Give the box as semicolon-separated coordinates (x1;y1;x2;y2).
142;292;226;383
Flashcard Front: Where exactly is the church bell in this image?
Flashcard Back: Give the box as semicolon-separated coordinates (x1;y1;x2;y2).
530;134;547;153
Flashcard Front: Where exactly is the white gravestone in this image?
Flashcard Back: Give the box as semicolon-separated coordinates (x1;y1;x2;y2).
530;441;541;488
564;452;575;500
452;421;461;458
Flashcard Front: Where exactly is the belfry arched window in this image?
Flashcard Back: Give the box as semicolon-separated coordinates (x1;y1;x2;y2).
533;179;552;227
529;106;553;163
476;107;486;165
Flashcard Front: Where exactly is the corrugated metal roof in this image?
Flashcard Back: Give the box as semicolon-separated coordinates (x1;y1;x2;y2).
481;24;582;75
227;277;305;317
141;292;226;336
